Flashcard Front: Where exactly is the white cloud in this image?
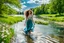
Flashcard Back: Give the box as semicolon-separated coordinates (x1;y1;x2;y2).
21;0;50;12
35;0;50;4
27;0;35;3
21;2;26;4
27;0;49;4
22;5;27;9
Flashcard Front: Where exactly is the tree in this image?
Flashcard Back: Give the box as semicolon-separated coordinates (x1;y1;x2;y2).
44;4;49;14
39;4;44;14
33;7;41;15
0;0;21;16
33;4;50;15
49;0;64;15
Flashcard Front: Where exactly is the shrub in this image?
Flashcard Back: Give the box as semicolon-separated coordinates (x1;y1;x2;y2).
0;23;14;43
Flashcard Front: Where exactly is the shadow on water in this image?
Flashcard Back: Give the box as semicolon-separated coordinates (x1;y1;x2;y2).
25;35;33;43
12;20;64;43
49;22;64;43
36;21;64;43
24;21;64;43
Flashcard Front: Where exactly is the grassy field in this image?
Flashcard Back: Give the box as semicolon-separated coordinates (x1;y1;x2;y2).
35;20;49;25
38;14;64;22
0;16;24;25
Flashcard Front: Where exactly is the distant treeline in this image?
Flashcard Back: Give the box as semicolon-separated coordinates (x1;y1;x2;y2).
32;0;64;15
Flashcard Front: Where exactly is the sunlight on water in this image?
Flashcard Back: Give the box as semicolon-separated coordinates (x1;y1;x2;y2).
12;20;64;43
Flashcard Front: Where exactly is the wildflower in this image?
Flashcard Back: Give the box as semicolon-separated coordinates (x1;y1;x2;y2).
1;28;5;32
4;35;7;37
6;30;10;35
1;41;4;43
1;33;4;37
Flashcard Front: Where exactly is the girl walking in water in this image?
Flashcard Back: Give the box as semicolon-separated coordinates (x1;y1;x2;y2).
24;9;35;35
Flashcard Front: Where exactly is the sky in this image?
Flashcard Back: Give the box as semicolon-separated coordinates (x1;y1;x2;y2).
10;0;49;12
21;0;50;12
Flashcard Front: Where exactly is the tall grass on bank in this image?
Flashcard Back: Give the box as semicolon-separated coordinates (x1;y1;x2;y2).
0;23;14;43
0;16;24;25
35;20;49;25
38;14;64;22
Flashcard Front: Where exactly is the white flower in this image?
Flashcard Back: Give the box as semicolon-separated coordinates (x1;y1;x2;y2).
6;25;9;28
2;35;5;38
2;27;5;29
6;30;10;35
1;41;4;43
4;35;7;37
3;24;6;26
1;28;6;32
2;34;7;38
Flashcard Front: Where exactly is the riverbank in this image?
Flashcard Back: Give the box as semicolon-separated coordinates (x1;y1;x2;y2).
0;23;14;43
0;15;24;43
36;14;64;26
0;15;24;25
34;18;49;25
33;15;49;25
35;14;64;43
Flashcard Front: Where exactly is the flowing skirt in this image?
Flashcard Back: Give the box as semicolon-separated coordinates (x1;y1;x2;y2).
24;22;35;34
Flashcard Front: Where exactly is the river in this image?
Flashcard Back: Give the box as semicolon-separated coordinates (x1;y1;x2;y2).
11;15;64;43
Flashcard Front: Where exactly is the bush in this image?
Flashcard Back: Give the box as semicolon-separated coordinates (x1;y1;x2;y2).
0;23;14;43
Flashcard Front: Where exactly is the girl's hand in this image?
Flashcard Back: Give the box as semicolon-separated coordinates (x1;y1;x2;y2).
24;23;26;26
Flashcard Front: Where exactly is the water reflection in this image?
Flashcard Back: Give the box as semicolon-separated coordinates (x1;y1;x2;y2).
37;22;64;43
49;22;64;43
25;35;33;43
12;21;64;43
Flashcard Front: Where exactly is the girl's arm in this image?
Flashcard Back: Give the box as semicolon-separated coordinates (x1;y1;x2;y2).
32;15;35;25
24;20;26;26
24;17;28;26
24;17;26;26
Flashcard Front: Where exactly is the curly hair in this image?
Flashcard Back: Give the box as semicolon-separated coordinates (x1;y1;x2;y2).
24;10;33;18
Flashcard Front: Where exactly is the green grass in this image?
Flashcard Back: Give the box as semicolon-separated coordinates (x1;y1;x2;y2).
38;14;64;22
0;16;24;25
49;17;64;22
35;20;49;25
39;14;56;17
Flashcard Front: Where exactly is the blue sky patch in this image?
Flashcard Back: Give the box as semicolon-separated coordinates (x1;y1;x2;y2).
19;0;49;12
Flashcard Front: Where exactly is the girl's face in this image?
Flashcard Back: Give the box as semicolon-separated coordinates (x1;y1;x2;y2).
29;10;32;15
